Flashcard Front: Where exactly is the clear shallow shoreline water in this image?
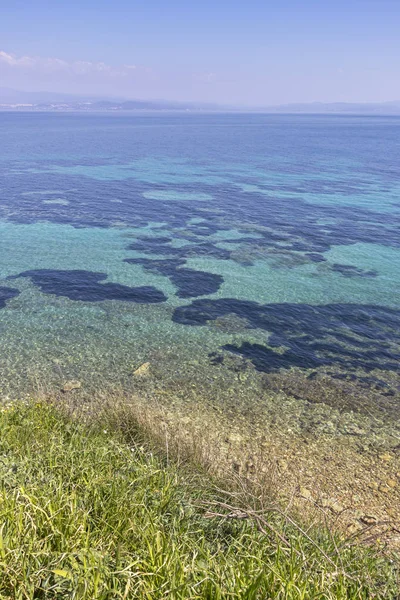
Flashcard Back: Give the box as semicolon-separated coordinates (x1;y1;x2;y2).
0;112;399;444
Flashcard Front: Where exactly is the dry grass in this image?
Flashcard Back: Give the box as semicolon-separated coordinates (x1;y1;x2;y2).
0;399;399;599
61;390;400;547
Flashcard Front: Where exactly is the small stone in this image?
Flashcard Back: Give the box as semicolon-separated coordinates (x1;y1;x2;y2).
379;483;392;493
347;522;363;535
360;514;378;525
378;452;392;462
228;433;243;444
344;424;366;436
61;380;81;392
321;498;344;514
299;487;313;501
245;460;256;475
132;362;150;377
367;481;379;490
387;479;397;489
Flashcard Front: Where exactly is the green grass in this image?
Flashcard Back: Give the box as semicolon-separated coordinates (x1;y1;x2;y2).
0;402;398;599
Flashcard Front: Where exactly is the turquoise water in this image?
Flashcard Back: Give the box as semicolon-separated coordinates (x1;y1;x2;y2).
0;112;399;435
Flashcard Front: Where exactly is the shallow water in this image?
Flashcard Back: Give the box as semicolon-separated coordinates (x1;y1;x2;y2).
0;112;399;440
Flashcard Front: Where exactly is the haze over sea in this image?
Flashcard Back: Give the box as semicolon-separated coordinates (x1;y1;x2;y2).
1;111;399;441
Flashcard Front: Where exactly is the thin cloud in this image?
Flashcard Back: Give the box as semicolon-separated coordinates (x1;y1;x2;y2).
0;50;143;77
0;51;37;67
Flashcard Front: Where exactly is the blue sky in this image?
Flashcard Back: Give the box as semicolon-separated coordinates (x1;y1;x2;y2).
1;0;399;105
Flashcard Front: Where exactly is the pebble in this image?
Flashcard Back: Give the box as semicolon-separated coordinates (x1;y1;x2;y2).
321;498;344;514
132;362;150;377
386;479;397;489
344;424;366;436
379;483;391;494
360;514;378;525
378;452;392;462
228;433;244;444
245;460;256;474
299;487;313;501
347;522;363;535
61;380;81;392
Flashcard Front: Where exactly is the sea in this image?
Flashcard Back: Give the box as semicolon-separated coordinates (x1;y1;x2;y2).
0;112;399;440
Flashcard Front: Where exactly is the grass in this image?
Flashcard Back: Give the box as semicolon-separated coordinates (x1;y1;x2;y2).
0;401;398;599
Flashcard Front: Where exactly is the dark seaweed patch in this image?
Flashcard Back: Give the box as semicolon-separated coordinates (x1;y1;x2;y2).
331;264;378;278
9;270;167;303
128;238;231;261
173;298;400;373
124;258;223;298
136;236;173;244
0;286;20;309
305;253;327;263
3;125;400;271
179;242;231;260
4;170;399;283
217;236;266;245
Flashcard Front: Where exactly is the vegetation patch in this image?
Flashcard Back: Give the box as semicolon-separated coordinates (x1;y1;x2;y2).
0;401;398;599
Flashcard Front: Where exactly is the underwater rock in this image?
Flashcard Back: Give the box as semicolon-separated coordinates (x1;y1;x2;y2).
132;362;151;377
367;482;379;491
379;453;393;462
343;423;367;436
0;286;20;309
61;380;81;392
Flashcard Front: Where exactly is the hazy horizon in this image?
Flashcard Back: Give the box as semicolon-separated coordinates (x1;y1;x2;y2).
1;0;399;107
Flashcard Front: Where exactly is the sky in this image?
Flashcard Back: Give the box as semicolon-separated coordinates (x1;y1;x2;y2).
0;0;399;106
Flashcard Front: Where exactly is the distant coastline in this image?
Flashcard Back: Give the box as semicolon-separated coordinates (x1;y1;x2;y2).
1;87;400;114
2;106;400;116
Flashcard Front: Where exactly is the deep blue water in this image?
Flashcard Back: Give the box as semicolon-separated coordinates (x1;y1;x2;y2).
0;112;399;415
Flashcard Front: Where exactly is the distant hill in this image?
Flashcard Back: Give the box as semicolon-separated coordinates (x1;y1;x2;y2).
0;87;115;105
0;87;223;112
1;87;400;114
258;101;400;115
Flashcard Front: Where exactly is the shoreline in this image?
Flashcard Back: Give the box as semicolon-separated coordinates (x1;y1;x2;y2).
7;371;399;548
